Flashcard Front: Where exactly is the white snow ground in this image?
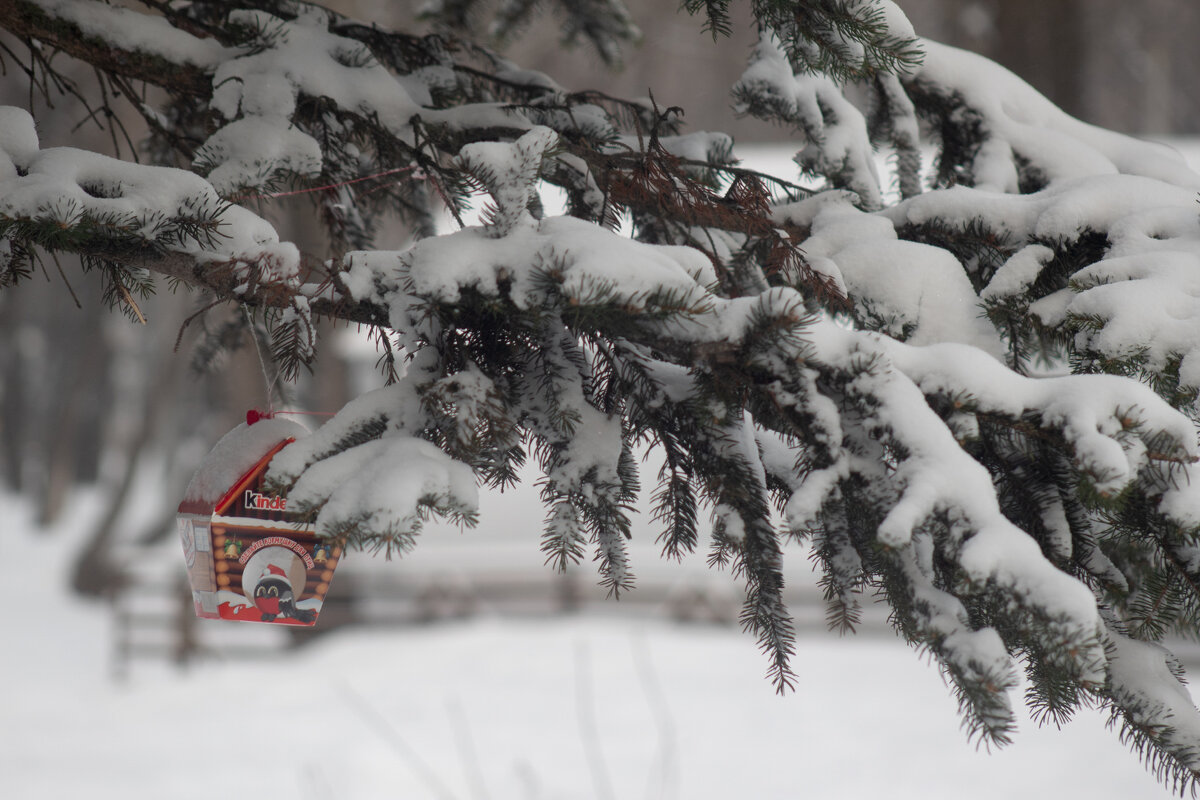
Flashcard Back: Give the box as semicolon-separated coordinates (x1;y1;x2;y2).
2;484;1187;800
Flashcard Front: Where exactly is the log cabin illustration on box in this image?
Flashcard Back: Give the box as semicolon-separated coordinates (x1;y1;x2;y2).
176;417;341;625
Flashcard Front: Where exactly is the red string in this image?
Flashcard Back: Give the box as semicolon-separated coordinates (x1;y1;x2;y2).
236;165;419;202
247;409;336;425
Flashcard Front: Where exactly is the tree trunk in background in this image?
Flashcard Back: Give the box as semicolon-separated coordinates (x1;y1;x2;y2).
38;278;110;526
914;0;1200;135
1073;0;1200;135
1;291;25;493
307;319;353;415
70;339;185;597
992;0;1086;122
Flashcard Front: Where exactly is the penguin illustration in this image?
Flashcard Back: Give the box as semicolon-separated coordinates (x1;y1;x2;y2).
242;546;316;624
251;564;316;623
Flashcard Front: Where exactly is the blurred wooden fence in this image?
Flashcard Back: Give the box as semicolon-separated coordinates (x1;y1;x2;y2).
107;548;890;680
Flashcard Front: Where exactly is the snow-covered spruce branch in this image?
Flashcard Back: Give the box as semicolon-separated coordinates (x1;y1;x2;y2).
263;130;1200;755
0;0;832;269
685;0;922;82
0;0;215;97
0;102;383;377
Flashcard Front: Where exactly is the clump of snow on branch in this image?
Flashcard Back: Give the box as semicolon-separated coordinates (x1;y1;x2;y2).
197;7;421;193
28;0;229;67
289;435;479;553
735;32;882;209
193;5;530;195
911;40;1200;192
0;105;298;274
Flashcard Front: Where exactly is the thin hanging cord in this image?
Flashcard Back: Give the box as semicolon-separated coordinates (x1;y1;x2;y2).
233;165;418;202
243;305;278;417
240;308;336;424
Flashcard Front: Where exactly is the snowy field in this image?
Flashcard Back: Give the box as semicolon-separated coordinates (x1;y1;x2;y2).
4;485;1189;800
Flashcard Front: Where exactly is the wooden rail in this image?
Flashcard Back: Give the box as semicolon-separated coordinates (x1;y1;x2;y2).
107;549;892;679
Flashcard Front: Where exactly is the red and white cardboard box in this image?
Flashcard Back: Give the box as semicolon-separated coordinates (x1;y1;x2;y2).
176;417;341;625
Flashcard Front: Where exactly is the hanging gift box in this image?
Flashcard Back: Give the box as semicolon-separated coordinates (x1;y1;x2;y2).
176;414;342;626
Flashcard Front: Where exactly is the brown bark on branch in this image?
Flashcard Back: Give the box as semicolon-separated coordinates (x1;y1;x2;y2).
57;239;389;327
0;0;214;99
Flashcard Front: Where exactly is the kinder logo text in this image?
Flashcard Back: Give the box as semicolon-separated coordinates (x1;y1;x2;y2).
244;489;287;512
